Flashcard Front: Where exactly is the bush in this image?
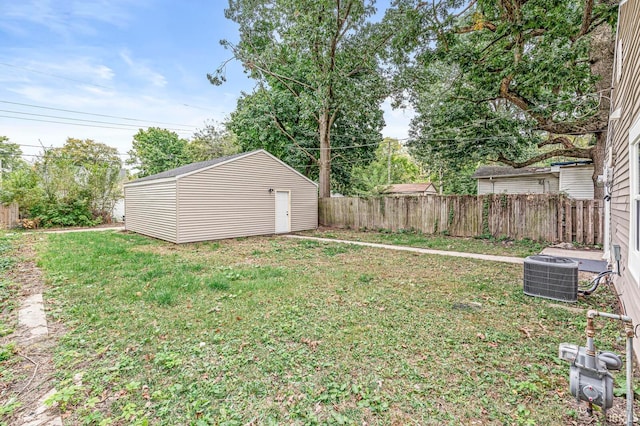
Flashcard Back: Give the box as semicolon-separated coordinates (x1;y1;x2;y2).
29;199;101;228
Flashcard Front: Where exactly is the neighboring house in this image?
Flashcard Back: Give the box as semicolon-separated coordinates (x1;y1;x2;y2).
111;198;125;222
472;161;594;199
383;183;437;196
124;150;318;243
605;0;640;352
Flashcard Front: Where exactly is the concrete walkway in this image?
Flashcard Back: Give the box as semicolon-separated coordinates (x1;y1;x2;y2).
286;235;607;268
17;293;62;426
285;235;525;264
30;225;124;234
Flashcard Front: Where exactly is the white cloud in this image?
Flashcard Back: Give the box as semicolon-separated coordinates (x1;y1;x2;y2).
0;0;139;37
120;50;167;88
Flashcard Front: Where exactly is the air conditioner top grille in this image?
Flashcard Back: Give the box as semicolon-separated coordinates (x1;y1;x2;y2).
526;255;578;267
523;255;579;302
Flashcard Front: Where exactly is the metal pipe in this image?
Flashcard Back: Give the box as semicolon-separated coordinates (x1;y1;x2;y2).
586;310;634;426
586;310;633;323
626;322;634;426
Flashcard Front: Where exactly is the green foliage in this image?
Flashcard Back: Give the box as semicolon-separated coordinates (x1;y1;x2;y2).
2;138;122;226
127;128;192;177
0;342;16;362
218;0;390;196
45;383;83;412
389;0;616;195
348;138;422;196
54;138;123;219
29;199;100;228
0;166;43;213
187;120;241;162
0;136;25;179
0;397;21;420
34;231;623;424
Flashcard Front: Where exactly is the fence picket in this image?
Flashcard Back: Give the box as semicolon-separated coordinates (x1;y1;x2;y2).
319;195;601;244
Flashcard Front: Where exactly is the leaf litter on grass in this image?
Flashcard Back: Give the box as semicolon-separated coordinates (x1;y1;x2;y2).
32;231;637;425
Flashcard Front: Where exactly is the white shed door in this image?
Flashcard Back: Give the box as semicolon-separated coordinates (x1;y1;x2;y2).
275;191;290;233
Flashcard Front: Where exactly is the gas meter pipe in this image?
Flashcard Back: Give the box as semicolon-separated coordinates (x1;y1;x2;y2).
586;310;634;426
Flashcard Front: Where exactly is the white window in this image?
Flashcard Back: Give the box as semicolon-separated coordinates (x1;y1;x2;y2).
629;116;640;281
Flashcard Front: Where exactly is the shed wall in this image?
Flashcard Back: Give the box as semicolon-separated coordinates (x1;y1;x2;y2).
608;0;640;356
477;175;558;195
124;181;177;243
559;167;594;199
176;151;317;243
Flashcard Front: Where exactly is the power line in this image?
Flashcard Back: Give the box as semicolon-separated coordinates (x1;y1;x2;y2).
0;100;199;128
0;114;192;133
0;109;194;133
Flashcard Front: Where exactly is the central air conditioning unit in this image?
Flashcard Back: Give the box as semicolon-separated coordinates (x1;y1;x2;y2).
523;255;579;302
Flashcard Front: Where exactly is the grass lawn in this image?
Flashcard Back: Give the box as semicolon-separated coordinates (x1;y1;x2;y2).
301;228;550;258
33;231;625;425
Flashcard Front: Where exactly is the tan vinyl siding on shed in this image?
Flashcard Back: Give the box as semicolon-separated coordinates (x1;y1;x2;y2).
607;0;640;356
559;166;594;199
476;175;558;195
124;181;177;243
176;151;317;243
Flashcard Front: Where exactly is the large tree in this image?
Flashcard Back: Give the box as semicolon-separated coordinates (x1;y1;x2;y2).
211;0;390;197
349;138;421;195
55;138;123;217
2;138;122;225
228;85;382;194
127;128;192;177
389;0;617;198
0;136;24;180
187;120;241;162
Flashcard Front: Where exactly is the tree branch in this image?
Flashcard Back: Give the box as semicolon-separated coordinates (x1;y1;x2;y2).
537;136;575;149
496;146;592;168
573;0;594;41
270;113;318;163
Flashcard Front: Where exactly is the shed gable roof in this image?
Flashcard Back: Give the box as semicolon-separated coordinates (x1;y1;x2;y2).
125;149;317;187
127;151;250;184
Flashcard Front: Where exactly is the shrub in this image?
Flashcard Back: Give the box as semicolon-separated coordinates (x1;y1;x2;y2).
29;199;101;228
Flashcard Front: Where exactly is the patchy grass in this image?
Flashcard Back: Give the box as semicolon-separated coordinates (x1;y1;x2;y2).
302;228;548;257
0;232;21;338
36;231;626;425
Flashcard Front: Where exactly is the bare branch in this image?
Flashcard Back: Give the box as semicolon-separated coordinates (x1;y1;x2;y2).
537;136;575;149
496;147;592;168
573;0;594;41
452;0;477;18
270;113;318;163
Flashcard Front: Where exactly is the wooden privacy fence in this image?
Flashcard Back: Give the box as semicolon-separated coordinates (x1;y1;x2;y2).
319;194;603;244
0;203;18;229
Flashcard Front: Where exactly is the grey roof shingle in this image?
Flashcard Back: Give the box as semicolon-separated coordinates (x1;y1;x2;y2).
471;165;553;179
128;151;252;183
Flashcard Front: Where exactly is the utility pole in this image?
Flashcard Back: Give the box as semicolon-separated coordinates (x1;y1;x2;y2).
387;138;391;185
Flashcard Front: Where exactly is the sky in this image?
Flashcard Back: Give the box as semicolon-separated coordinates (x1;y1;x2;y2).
0;0;414;163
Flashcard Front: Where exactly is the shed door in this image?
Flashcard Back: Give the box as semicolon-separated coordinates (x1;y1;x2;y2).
275;190;290;233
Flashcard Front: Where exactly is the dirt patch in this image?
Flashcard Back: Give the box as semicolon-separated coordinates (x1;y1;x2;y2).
0;234;63;424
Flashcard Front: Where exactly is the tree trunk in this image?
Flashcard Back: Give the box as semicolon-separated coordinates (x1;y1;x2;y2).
318;110;331;198
592;132;606;200
589;21;614;201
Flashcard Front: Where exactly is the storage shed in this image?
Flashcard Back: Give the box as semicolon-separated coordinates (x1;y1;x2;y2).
473;161;594;199
124;150;318;243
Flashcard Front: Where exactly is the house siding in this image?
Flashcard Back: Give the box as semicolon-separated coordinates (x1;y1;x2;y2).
176;151;317;243
608;0;640;355
124;181;177;243
559;166;594;199
476;175;559;195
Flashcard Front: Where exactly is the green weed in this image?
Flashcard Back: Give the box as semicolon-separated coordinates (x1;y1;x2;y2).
32;231;625;424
